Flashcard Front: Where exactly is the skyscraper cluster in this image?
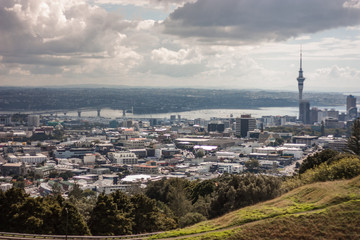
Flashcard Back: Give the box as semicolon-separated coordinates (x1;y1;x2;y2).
296;52;358;124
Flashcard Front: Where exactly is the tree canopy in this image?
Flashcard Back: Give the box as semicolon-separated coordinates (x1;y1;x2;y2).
347;118;360;155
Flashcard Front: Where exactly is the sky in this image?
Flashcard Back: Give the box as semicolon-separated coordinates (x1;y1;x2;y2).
0;0;360;92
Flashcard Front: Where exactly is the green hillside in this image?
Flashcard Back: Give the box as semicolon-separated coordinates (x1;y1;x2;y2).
149;175;360;240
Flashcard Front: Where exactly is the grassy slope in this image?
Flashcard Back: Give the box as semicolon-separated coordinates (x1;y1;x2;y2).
149;176;360;240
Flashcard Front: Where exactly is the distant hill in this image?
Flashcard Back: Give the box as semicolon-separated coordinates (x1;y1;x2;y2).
0;87;349;114
150;175;360;239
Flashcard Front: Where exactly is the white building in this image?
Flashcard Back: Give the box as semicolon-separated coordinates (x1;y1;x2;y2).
123;138;148;149
8;153;47;164
0;183;13;192
108;151;138;164
254;146;303;159
216;151;237;160
217;163;243;174
83;154;96;165
28;115;40;127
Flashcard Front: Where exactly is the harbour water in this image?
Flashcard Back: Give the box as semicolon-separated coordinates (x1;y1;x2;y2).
1;106;347;120
62;106;346;120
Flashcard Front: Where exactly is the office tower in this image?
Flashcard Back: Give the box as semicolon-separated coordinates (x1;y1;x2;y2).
299;100;310;124
235;115;256;138
348;107;358;120
347;95;356;112
28;115;40;127
310;107;320;124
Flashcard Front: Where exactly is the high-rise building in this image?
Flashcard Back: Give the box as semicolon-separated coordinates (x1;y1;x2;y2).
299;100;310;124
235;115;256;138
28;115;40;127
310;107;320;124
347;95;356;112
348;107;358;120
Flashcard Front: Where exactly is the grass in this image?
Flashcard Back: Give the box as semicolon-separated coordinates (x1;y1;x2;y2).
149;176;360;239
228;199;360;240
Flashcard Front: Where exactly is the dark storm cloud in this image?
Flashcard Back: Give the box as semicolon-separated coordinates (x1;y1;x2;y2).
163;0;360;43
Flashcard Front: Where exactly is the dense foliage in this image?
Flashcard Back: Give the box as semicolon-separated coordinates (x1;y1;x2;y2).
346;118;360;155
145;174;282;220
299;149;339;174
0;174;282;235
88;191;176;236
284;151;360;192
209;174;282;218
0;188;90;235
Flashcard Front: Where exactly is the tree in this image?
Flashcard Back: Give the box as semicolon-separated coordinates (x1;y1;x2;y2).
346;118;360;155
88;193;133;236
245;159;260;173
0;188;28;232
59;202;90;236
192;195;211;218
191;179;216;203
178;212;206;228
59;171;74;181
68;183;83;199
13;176;25;189
0;189;89;235
130;194;176;234
69;193;97;223
299;149;339;174
195;149;205;158
51;182;63;196
209;174;281;218
167;185;193;218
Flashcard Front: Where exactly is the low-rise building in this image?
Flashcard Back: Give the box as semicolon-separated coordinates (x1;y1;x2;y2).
216;163;243;174
8;153;47;165
108;151;138;164
0;183;13;192
132;164;159;174
54;147;95;159
83;153;96;165
292;135;318;146
1;162;25;176
35;166;55;178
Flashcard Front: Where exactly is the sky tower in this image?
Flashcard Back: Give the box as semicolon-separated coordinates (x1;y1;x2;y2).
297;48;310;124
297;48;305;100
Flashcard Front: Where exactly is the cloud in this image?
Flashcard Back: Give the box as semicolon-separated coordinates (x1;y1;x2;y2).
163;0;360;44
136;47;205;78
344;0;360;9
91;0;196;10
0;0;138;75
151;47;202;65
308;65;360;91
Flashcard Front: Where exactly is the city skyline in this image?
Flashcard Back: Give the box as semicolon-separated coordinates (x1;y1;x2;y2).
0;0;360;92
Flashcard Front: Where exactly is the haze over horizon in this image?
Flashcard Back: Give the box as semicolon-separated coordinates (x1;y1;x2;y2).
0;0;360;92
